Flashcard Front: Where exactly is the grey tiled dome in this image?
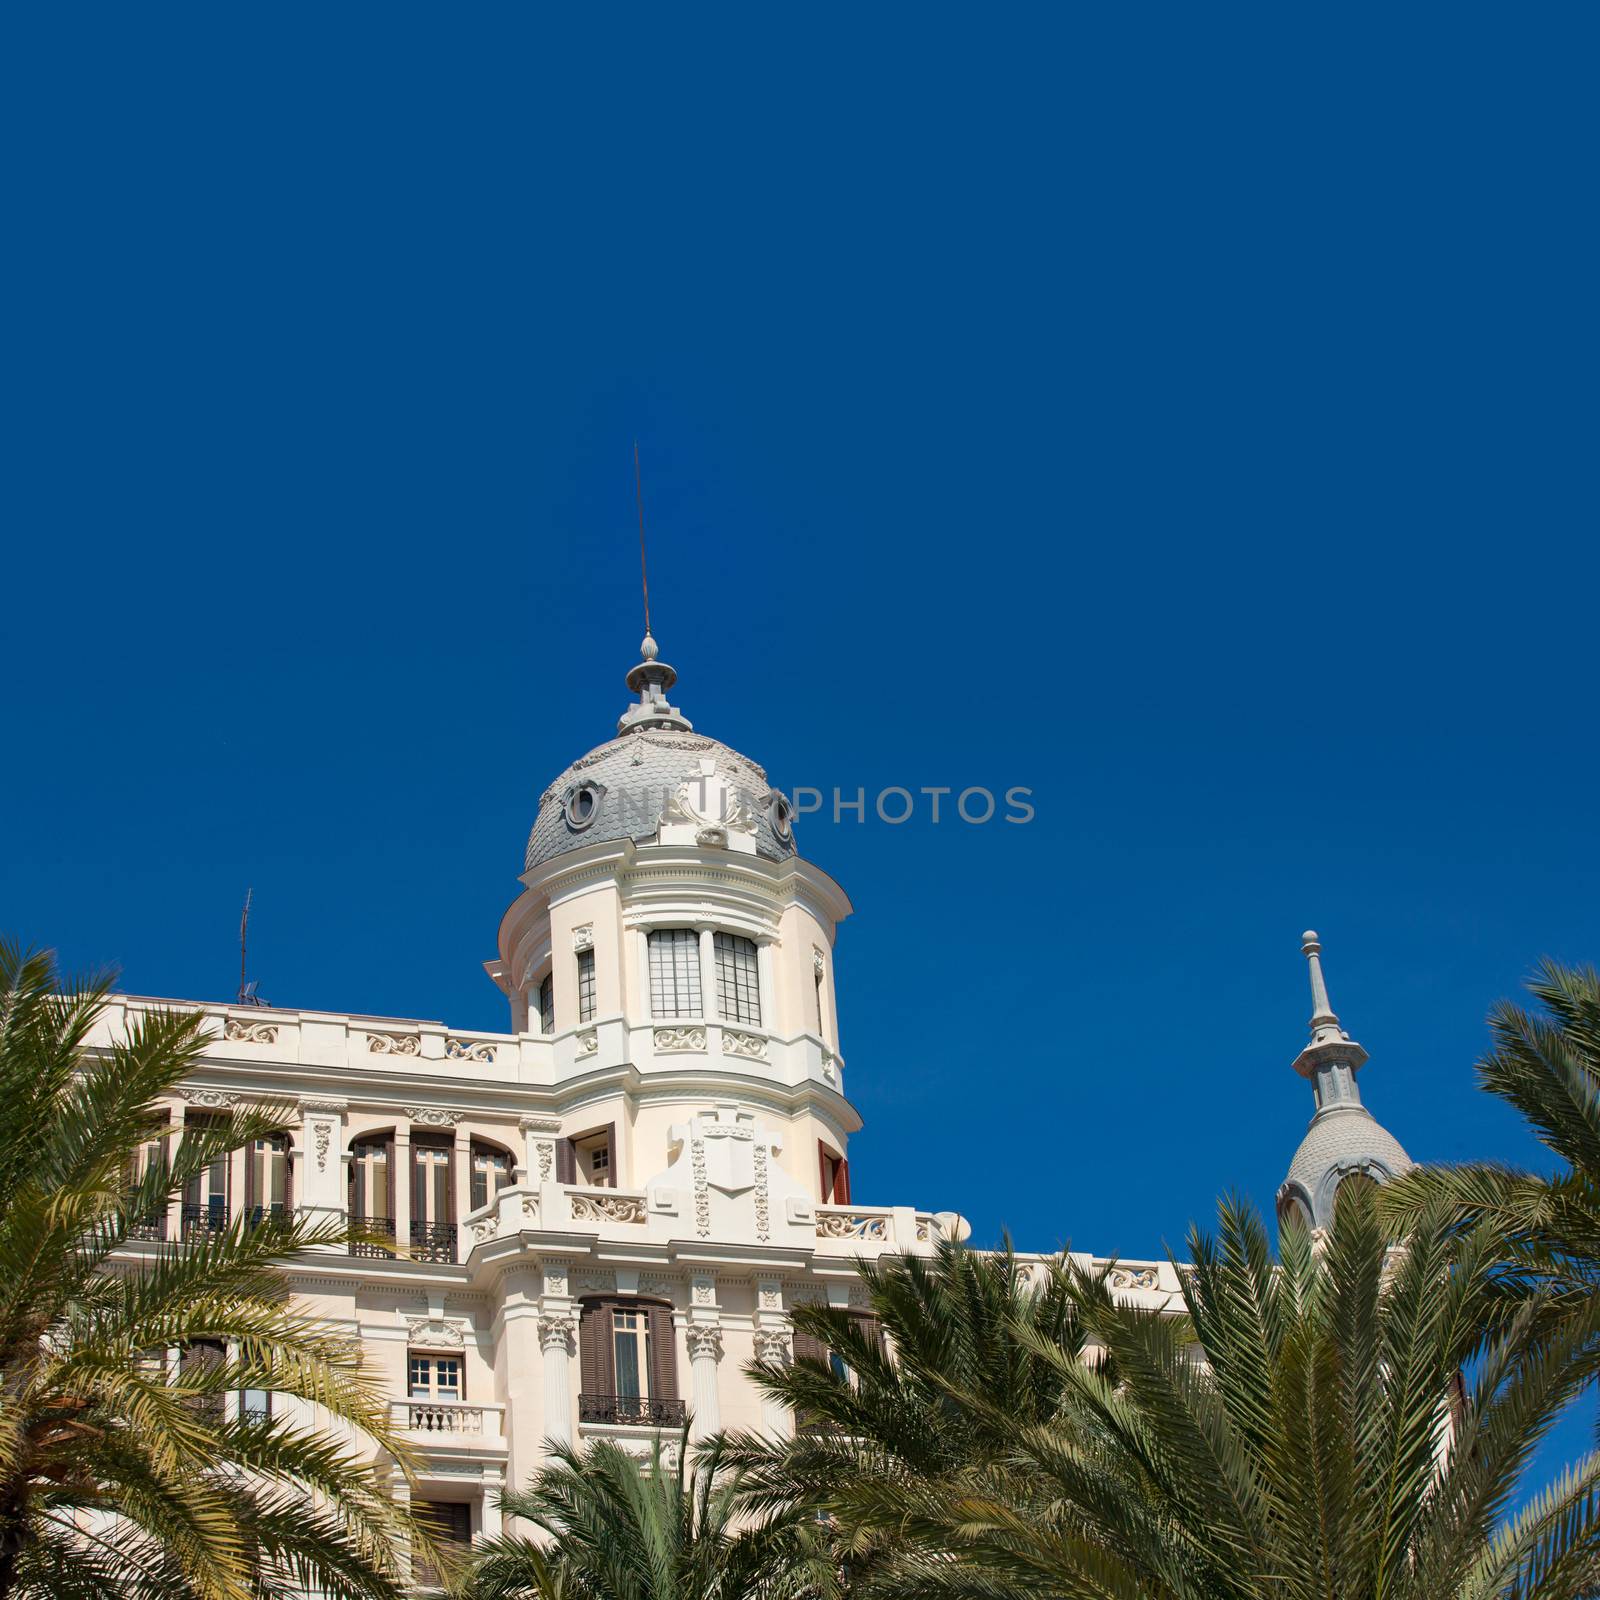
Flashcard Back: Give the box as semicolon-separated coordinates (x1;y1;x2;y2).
524;727;797;874
1285;1106;1412;1198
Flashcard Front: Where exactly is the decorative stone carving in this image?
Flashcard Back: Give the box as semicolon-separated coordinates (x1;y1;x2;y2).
691;1273;715;1305
520;1115;563;1133
538;1313;577;1353
570;1193;647;1225
406;1317;466;1350
690;1135;710;1238
576;1270;616;1295
654;1027;706;1053
817;1212;889;1241
368;1033;420;1056
915;1216;931;1242
521;1194;540;1220
602;1435;680;1470
298;1096;348;1114
572;924;594;952
405;1107;463;1128
813;948;826;976
822;1053;837;1084
758;1280;782;1310
847;1280;869;1309
685;1325;723;1362
753;1139;770;1243
468;1217;497;1245
722;1029;767;1060
537;1142;555;1181
445;1038;497;1063
639;1275;676;1300
753;1329;792;1364
543;1262;568;1297
180;1088;236;1110
224;1019;278;1043
576;1029;599;1056
1107;1266;1160;1292
314;1122;332;1171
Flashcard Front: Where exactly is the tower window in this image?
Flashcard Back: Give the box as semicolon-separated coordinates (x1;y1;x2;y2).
648;930;701;1019
714;933;761;1027
538;973;555;1036
577;948;596;1024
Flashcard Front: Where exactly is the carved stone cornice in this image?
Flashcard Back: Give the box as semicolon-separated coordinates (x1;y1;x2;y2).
297;1096;348;1114
405;1107;464;1128
180;1087;237;1110
405;1317;466;1350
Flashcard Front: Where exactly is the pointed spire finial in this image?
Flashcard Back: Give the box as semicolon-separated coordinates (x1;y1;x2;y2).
1301;929;1343;1044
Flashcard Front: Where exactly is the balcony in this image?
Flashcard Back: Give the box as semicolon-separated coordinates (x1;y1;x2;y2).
410;1220;458;1264
388;1399;505;1449
182;1203;229;1240
578;1393;687;1428
349;1217;396;1258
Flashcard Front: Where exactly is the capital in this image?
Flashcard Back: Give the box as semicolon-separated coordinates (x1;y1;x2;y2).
538;1313;577;1353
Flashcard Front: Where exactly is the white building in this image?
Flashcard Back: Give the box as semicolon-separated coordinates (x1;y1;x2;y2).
90;634;1410;1581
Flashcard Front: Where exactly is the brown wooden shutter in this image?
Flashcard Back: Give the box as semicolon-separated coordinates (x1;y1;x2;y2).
384;1136;396;1222
837;1156;851;1205
818;1141;829;1202
283;1141;293;1210
792;1323;827;1366
444;1144;456;1223
601;1122;616;1188
412;1144;426;1221
556;1139;577;1185
646;1303;678;1402
578;1300;615;1399
244;1140;256;1215
849;1310;885;1356
348;1147;360;1219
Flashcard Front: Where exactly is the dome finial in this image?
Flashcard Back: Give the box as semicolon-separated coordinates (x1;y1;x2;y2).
1301;930;1342;1045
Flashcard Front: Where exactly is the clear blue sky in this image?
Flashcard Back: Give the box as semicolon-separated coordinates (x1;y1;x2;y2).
3;5;1596;1446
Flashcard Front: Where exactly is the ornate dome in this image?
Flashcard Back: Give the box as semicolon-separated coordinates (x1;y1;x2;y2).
523;638;798;875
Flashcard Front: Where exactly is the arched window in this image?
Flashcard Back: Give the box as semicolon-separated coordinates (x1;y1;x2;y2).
349;1135;395;1252
714;933;761;1026
246;1132;291;1224
470;1140;515;1212
538;973;555;1036
1276;1189;1313;1233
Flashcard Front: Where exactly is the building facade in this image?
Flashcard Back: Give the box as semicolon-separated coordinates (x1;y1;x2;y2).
89;635;1410;1582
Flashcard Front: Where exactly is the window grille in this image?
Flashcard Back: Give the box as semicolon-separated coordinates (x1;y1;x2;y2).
577;948;596;1023
538;972;555;1035
714;932;761;1026
648;930;701;1019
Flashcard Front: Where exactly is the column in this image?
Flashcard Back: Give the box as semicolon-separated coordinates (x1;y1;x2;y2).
635;928;652;1024
296;1097;348;1245
165;1100;186;1242
479;1467;505;1542
393;1126;411;1252
391;1474;413;1586
755;938;776;1032
686;1324;723;1440
697;928;717;1021
753;1328;794;1437
686;1269;722;1440
453;1125;473;1250
539;1312;577;1449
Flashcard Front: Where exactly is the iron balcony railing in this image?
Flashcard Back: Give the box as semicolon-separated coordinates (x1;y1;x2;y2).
579;1393;688;1427
242;1202;289;1228
348;1217;396;1258
410;1221;458;1264
181;1203;229;1239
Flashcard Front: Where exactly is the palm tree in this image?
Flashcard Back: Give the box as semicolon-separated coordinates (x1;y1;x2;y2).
467;1432;835;1600
727;1237;1087;1586
0;940;425;1600
1380;959;1600;1332
741;1193;1600;1599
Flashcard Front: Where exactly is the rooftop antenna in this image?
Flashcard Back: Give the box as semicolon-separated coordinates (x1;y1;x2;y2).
634;440;652;641
237;889;266;1006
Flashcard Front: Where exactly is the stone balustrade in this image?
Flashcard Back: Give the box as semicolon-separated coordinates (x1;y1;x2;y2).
388;1399;504;1440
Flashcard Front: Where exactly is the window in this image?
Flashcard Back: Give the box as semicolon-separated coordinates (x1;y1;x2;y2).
648;929;701;1019
413;1500;472;1590
538;973;555;1035
469;1144;513;1212
819;1143;850;1204
183;1117;230;1235
612;1308;651;1401
240;1386;271;1422
350;1138;390;1223
249;1133;288;1221
414;1142;451;1225
180;1339;227;1420
575;1130;612;1188
409;1354;462;1401
714;932;761;1026
577;948;596;1023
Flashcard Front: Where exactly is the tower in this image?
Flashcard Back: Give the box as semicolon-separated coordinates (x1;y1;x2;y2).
1276;930;1412;1232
